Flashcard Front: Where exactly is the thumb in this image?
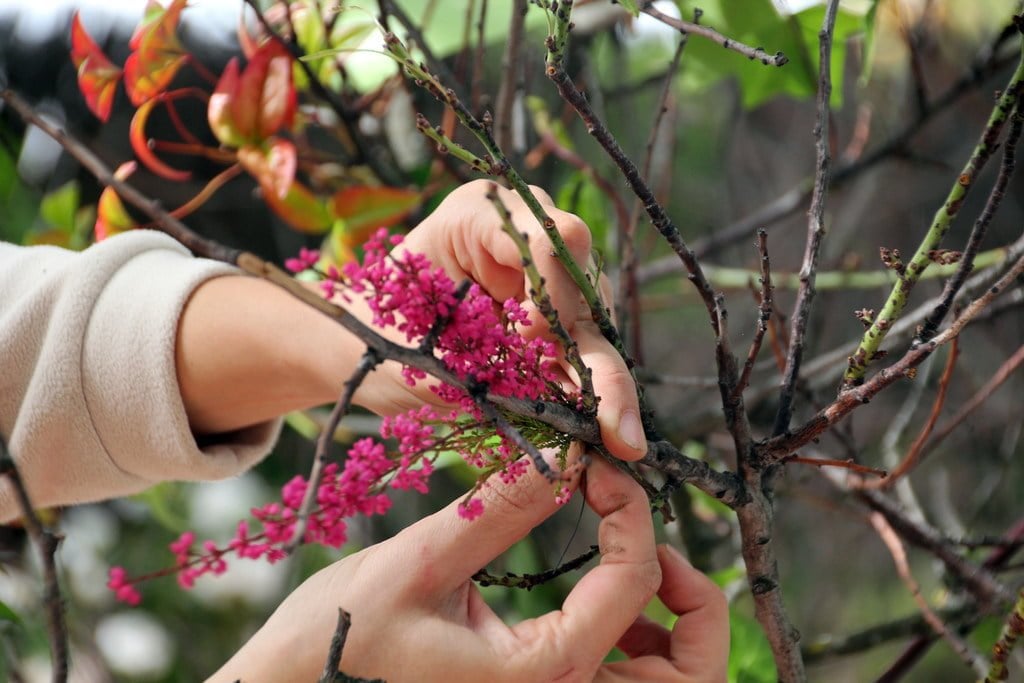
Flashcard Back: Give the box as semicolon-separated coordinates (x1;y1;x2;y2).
397;449;584;597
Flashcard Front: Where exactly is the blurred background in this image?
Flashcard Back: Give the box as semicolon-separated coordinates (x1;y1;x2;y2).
1;0;1023;681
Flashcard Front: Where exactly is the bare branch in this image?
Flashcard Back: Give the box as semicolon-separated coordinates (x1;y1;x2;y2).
772;0;840;436
0;439;67;683
917;107;1024;342
542;4;722;338
843;46;1024;386
494;0;528;154
289;350;381;554
857;339;960;491
640;1;788;67
734;231;773;400
869;512;987;677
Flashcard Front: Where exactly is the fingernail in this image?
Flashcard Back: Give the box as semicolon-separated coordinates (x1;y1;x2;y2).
618;410;646;451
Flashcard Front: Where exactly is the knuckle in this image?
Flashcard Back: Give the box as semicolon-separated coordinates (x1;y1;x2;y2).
637;557;663;598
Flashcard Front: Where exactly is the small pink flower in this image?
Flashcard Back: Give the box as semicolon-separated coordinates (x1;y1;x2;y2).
457;498;485;521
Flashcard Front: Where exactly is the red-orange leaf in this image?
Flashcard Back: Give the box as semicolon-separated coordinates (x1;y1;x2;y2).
70;12;123;122
232;41;296;141
129;97;192;181
263;180;332;234
124;0;189;105
237;139;295;200
208;57;245;147
95;162;139;241
330;186;421;245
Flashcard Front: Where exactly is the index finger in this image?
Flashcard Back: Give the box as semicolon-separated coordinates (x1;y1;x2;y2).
513;457;660;668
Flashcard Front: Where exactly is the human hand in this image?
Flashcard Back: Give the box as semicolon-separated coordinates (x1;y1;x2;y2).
351;179;647;462
209;456;729;682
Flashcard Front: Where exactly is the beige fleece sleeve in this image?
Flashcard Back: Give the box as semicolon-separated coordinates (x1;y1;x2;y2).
0;230;281;521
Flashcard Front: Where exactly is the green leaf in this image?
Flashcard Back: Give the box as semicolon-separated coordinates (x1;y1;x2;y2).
133;482;190;533
859;0;882;85
729;611;777;683
39;181;80;234
0;599;22;625
675;0;864;109
617;0;640;17
556;171;612;256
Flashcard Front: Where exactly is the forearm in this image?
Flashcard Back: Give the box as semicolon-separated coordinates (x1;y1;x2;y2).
175;275;365;435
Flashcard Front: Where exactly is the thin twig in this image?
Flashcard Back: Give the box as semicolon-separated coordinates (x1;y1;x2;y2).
914;342;1024;466
319;609;352;683
844;44;1024;386
288;350;381;553
472;0;488;114
734;229;773;398
473;545;599;588
772;0;840;436
620;13;694;360
858;338;960;491
494;0;528;154
765;235;1024;462
869;512;987;677
469;381;554;481
859;489;1011;606
543;3;722;339
917;108;1024;342
802;604;975;663
485;184;596;404
783;455;886;477
639;1;788;67
637;28;1024;279
0;439;67;683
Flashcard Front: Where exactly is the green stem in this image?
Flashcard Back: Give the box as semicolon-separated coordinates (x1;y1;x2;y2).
415;113;498;174
384;32;617;394
699;246;1009;291
983;589;1024;683
487;186;598;411
843;41;1024;387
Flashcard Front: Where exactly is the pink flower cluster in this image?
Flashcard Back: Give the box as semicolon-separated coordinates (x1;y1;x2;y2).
106;566;141;606
108;230;576;603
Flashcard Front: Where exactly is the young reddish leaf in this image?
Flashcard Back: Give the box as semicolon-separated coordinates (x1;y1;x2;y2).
263;181;332;234
237;139;296;200
130;97;192;181
231;41;296;142
207;58;246;147
123;0;189;105
70;12;123;122
329;186;421;246
236;140;326;232
95;162;140;241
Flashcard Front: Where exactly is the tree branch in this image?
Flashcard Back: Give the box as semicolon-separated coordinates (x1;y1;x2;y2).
640;1;788;67
0;439;67;683
772;0;840;435
843;42;1024;386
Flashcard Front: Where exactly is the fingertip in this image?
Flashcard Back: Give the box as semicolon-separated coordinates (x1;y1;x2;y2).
528;184;555;206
